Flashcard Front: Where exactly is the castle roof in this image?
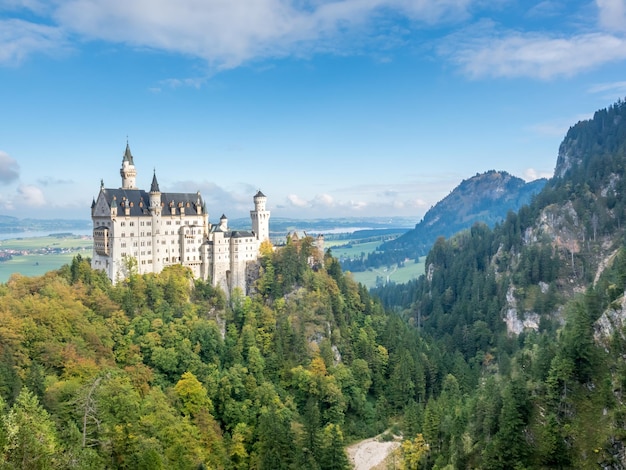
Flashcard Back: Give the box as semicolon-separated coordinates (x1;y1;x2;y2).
150;171;160;193
123;143;135;165
97;187;204;217
254;190;266;198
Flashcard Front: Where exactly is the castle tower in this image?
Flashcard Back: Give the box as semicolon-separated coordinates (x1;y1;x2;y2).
150;171;162;272
250;190;270;243
149;171;162;214
120;142;137;189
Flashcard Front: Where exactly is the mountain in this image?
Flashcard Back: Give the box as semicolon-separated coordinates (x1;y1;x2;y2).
3;99;626;469
380;170;547;258
372;98;626;468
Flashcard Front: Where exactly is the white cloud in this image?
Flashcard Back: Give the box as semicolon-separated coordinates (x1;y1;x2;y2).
588;80;626;102
523;167;553;181
0;18;67;65
441;27;626;79
597;0;626;32
0;151;20;184
313;193;334;207
287;194;310;208
1;0;471;68
17;184;46;207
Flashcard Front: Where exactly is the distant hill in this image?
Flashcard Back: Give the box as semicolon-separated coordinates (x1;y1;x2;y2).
380;170;547;259
0;216;91;234
229;216;417;238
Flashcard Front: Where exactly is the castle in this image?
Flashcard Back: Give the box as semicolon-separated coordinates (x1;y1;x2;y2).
91;144;270;293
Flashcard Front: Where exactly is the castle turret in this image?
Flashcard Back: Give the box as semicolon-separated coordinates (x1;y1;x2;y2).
150;171;161;213
120;143;137;189
150;170;162;272
219;214;228;231
250;190;270;243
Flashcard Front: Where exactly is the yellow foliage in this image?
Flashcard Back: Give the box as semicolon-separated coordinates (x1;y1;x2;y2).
400;434;430;470
259;239;274;257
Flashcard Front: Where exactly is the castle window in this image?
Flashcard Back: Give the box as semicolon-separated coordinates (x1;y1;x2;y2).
130;222;135;226
121;222;126;226
121;232;125;237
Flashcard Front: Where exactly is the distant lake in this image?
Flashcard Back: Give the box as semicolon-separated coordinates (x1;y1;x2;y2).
0;230;93;241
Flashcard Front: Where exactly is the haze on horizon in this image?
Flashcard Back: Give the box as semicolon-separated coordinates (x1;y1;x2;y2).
1;0;626;222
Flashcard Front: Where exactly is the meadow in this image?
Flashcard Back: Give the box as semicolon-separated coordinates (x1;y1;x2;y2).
0;235;92;283
325;238;424;288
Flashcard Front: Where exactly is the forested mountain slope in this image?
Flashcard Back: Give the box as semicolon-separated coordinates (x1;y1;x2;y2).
372;98;626;468
0;242;446;469
2;99;626;470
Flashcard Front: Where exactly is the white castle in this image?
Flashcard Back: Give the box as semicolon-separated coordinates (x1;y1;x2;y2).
91;144;270;293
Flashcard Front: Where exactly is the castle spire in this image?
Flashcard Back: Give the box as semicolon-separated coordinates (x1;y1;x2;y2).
123;142;134;165
150;169;160;193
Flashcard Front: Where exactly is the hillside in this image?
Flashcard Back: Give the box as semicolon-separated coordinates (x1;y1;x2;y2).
2;99;626;469
381;170;547;259
372;98;626;468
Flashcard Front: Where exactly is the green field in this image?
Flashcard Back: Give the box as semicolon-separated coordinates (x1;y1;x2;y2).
324;236;424;288
325;240;382;259
349;258;425;288
0;235;92;283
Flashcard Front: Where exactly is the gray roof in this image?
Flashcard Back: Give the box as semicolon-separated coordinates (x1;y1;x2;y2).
99;188;203;217
150;172;160;193
208;225;255;238
123;143;135;165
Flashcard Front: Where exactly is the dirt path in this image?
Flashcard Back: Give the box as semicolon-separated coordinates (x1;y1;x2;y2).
346;435;401;470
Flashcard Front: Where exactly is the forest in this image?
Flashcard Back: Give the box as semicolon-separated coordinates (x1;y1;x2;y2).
0;239;439;469
3;98;626;469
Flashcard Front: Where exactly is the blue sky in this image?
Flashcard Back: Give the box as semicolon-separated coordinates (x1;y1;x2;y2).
1;0;626;222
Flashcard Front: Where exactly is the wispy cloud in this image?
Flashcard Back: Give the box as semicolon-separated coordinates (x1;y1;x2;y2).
440;25;626;79
17;184;46;207
37;177;74;186
3;0;471;68
528;113;593;137
597;0;626;32
588;80;626;101
0;151;20;184
3;0;626;83
0;18;68;65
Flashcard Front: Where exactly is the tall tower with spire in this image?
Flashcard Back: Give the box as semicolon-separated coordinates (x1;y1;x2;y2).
120;142;137;189
250;190;270;243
